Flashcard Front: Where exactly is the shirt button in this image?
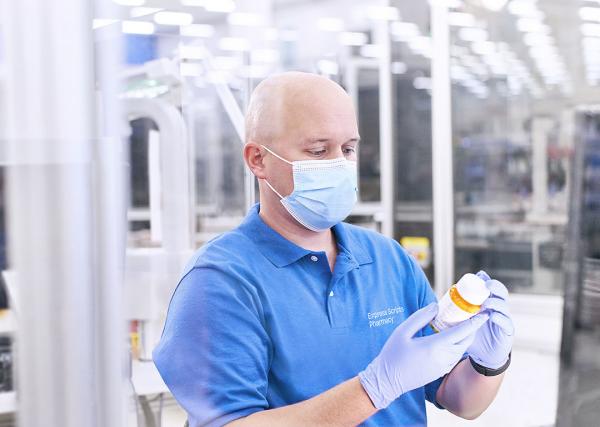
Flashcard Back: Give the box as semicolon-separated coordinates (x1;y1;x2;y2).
310;255;318;262
329;290;334;297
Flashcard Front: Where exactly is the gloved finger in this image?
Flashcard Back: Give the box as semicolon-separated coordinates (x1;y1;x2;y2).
486;279;509;301
434;312;489;344
400;302;439;339
482;298;511;317
476;270;491;281
489;311;515;336
453;329;478;348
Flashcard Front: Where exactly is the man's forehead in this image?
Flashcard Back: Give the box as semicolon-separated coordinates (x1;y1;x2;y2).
300;136;361;146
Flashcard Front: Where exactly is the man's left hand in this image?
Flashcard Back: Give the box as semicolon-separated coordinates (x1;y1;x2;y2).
466;271;515;369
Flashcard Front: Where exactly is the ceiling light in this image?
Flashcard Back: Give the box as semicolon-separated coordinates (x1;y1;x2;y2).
391;62;407;74
113;0;145;5
180;24;215;38
180;0;204;5
448;12;476;27
448;0;465;8
202;0;236;13
154;11;193;26
413;76;431;90
516;18;550;33
122;20;155;35
508;1;544;19
367;6;400;21
481;0;509;11
390;22;420;41
360;44;383;58
227;12;264;27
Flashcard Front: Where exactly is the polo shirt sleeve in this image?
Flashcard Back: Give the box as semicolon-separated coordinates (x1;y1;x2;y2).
153;266;271;427
404;249;447;410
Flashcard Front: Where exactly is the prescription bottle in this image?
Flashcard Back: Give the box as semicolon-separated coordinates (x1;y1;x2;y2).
430;273;490;332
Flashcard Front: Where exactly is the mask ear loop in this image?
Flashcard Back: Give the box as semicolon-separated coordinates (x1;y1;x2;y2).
259;145;292;199
261;144;293;165
263;179;285;199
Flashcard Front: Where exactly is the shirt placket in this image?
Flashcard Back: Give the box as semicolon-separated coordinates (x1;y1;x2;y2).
326;252;358;329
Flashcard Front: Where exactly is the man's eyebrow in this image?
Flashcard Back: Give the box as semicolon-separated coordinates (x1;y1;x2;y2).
303;137;361;145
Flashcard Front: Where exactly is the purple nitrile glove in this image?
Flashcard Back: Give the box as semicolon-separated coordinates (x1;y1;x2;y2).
466;270;515;370
358;302;489;409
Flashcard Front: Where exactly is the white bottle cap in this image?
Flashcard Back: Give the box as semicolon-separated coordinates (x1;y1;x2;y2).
456;273;490;305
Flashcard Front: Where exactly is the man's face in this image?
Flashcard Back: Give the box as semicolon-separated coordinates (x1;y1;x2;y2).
262;93;360;198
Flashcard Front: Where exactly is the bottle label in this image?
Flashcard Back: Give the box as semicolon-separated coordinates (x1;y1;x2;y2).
431;290;474;331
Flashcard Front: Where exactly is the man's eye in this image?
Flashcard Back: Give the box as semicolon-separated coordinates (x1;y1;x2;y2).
343;147;356;154
310;150;326;156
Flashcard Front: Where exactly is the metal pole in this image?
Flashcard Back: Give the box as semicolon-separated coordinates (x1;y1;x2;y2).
531;117;552;217
93;0;128;424
123;98;193;253
431;1;455;293
4;0;97;425
375;8;395;238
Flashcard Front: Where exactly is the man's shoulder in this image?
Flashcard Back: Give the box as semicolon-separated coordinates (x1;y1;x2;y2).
340;222;418;270
341;221;402;252
184;227;257;273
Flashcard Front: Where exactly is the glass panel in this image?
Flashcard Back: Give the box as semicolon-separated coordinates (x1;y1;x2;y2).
449;0;578;295
392;0;434;278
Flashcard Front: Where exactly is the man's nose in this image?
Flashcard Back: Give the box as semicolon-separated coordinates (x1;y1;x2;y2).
330;147;345;158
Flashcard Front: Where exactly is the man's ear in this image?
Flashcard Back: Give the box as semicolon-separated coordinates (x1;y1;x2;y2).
243;142;268;179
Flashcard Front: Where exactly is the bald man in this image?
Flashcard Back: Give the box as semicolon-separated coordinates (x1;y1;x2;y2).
153;72;514;426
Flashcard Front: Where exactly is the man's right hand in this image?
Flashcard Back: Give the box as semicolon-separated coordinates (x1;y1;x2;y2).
358;302;489;409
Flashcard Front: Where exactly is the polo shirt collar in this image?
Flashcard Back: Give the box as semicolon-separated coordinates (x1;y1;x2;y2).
332;220;373;266
239;204;311;267
239;203;373;268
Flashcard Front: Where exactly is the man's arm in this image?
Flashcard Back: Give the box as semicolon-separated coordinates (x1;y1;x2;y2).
229;304;488;427
436;357;504;420
437;271;514;420
227;376;377;427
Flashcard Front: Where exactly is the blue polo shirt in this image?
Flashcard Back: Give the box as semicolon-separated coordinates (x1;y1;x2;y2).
153;203;446;426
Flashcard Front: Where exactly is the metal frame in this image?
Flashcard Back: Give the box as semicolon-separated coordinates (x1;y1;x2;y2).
373;11;396;239
431;1;454;294
124;98;193;253
3;0;115;425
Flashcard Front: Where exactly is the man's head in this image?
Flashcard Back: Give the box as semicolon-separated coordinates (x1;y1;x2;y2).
243;72;360;230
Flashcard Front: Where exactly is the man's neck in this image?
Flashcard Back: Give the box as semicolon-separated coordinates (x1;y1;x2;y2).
258;201;336;253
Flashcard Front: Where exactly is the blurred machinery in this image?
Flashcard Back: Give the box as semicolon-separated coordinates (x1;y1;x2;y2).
557;109;600;427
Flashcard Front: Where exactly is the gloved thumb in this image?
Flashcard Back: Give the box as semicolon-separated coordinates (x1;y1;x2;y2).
399;302;439;339
436;312;489;344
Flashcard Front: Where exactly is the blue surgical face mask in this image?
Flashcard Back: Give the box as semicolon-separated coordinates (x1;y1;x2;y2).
261;145;358;232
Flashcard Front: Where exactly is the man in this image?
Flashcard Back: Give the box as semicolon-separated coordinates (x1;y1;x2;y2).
153;72;514;426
